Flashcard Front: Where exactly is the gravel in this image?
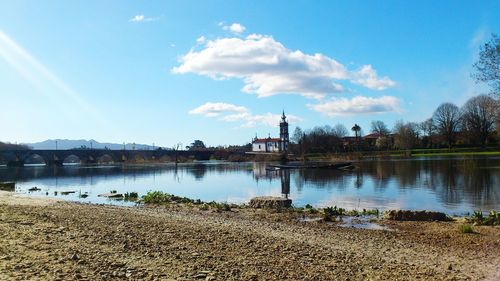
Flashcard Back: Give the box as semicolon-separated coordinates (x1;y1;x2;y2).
0;192;499;280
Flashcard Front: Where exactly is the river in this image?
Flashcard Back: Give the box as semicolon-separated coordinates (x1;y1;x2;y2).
1;156;499;215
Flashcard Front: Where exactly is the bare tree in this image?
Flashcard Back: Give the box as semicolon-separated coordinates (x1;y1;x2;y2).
432;103;461;148
370;120;390;135
460;95;497;146
332;124;348;138
420;118;435;148
393;120;419;149
472;33;499;97
291;127;304;144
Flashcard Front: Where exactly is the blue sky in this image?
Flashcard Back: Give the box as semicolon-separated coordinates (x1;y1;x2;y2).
0;0;498;147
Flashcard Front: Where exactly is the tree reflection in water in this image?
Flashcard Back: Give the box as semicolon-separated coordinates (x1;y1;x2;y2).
1;158;499;211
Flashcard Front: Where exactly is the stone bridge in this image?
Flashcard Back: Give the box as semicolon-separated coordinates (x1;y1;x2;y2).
0;149;215;167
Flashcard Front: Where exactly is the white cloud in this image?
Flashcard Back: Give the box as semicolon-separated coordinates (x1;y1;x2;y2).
189;102;301;127
350;65;396;90
307;96;401;117
188;102;248;117
129;14;157;22
173;34;395;99
196;36;206;44
222;23;246;34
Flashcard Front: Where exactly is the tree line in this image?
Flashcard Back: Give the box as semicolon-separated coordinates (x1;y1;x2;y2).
291;34;499;154
290;93;498;154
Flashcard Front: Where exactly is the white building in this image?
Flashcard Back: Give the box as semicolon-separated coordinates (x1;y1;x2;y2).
251;112;289;153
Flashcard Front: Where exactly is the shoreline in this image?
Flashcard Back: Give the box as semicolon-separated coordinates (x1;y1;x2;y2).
1;191;499;280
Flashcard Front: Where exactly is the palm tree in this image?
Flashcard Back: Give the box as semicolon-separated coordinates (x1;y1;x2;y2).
351;124;361;138
351;124;361;151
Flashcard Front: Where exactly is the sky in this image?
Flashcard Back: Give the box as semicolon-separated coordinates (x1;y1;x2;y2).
0;0;499;148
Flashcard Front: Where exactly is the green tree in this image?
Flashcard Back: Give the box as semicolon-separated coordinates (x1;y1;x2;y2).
351;124;361;150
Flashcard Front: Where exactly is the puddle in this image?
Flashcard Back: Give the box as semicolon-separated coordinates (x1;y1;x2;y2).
298;216;323;222
299;215;392;231
337;216;392;231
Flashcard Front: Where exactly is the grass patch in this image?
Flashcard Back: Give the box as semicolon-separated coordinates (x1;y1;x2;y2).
459;224;474;234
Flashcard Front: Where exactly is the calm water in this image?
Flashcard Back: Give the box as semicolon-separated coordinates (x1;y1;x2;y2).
1;157;499;215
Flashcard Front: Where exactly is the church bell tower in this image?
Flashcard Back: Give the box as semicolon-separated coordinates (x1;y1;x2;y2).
280;111;289;151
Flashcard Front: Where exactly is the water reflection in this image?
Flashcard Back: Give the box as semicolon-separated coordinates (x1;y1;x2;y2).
0;157;498;213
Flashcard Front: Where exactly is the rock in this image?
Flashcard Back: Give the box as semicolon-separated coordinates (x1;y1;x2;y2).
60;191;76;195
249;196;292;209
0;182;15;191
384;210;451;222
98;193;123;198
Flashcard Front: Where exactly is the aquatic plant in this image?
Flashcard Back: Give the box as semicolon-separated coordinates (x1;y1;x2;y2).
304;204;318;214
347;209;361;217
472;210;484;221
142;191;173;204
207;201;231;212
466;210;499;226
484;210;500;226
459;224;474;234
124;192;139;201
362;209;380;217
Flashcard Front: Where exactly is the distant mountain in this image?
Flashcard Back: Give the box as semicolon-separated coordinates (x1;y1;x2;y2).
23;139;160;150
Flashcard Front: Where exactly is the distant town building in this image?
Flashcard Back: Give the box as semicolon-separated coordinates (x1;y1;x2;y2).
252;112;289;153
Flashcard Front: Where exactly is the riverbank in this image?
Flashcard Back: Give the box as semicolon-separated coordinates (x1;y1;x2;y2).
1;192;499;280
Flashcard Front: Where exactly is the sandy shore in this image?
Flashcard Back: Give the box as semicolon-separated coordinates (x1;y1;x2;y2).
0;191;499;280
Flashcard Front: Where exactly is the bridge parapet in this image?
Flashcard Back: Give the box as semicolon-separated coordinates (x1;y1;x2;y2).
0;149;215;166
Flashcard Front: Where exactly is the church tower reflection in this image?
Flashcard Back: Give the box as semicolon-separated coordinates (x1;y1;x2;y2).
280;169;291;199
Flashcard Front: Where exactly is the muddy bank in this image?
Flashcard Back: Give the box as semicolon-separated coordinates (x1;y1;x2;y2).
0;193;499;280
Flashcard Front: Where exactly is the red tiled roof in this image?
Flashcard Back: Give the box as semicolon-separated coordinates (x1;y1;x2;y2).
253;138;281;143
364;132;383;139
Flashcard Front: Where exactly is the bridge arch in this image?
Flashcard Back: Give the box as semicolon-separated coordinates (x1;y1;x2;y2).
62;154;82;165
23;153;47;165
97;153;116;164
